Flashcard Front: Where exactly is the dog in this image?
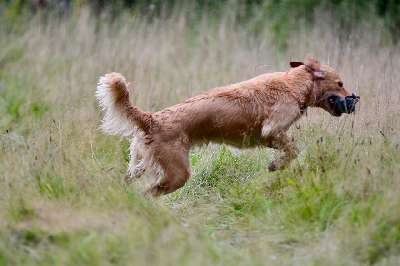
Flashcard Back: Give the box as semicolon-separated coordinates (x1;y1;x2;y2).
96;58;359;196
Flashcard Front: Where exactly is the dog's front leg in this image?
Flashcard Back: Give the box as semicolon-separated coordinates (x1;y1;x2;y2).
266;132;299;171
261;102;301;171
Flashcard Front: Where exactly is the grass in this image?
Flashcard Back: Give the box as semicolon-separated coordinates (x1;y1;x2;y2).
1;7;400;266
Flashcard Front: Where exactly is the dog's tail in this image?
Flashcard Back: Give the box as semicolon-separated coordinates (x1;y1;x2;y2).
96;72;152;136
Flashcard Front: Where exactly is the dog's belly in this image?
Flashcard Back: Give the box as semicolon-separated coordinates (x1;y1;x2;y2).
188;117;264;148
207;132;263;148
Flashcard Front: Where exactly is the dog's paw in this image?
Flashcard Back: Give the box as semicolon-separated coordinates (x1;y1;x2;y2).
268;162;278;172
124;174;133;184
268;159;289;172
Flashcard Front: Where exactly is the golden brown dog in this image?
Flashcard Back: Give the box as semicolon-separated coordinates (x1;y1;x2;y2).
96;58;359;196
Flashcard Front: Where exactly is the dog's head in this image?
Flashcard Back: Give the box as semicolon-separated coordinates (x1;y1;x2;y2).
290;58;360;117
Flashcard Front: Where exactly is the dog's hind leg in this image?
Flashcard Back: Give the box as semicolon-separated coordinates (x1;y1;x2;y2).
145;144;190;197
125;137;146;183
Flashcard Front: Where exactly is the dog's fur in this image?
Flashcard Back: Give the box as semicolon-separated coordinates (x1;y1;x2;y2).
96;58;355;196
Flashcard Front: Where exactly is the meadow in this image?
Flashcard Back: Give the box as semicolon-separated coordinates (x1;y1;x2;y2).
0;6;400;266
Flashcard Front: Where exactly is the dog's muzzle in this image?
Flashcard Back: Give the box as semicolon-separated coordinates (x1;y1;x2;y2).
328;93;360;116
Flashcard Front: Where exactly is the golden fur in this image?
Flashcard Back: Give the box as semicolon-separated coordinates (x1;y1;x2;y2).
96;58;355;196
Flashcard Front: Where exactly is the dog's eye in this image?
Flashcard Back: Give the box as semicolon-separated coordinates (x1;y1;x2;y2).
338;81;343;87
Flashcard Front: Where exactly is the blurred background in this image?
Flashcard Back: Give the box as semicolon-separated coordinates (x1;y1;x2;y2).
2;0;400;48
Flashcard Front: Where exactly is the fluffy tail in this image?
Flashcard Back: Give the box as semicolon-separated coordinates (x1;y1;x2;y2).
96;72;152;136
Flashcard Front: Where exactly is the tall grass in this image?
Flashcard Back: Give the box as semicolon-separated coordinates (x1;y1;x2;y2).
0;7;399;266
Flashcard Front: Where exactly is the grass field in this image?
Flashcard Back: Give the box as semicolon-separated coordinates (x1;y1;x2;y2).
1;8;400;266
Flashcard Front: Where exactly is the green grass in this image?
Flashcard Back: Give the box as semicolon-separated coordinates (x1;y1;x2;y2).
1;9;400;266
1;131;400;265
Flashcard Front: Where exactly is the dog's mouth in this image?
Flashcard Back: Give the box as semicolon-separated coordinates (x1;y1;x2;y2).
327;93;360;116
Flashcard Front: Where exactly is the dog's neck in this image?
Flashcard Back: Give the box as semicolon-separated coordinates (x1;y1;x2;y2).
286;67;316;110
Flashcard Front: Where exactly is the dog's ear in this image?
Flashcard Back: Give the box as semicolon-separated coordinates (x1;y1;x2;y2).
305;58;326;79
290;61;304;68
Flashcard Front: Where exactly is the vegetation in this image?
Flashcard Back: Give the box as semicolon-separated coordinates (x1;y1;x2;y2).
1;2;400;265
1;0;400;47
